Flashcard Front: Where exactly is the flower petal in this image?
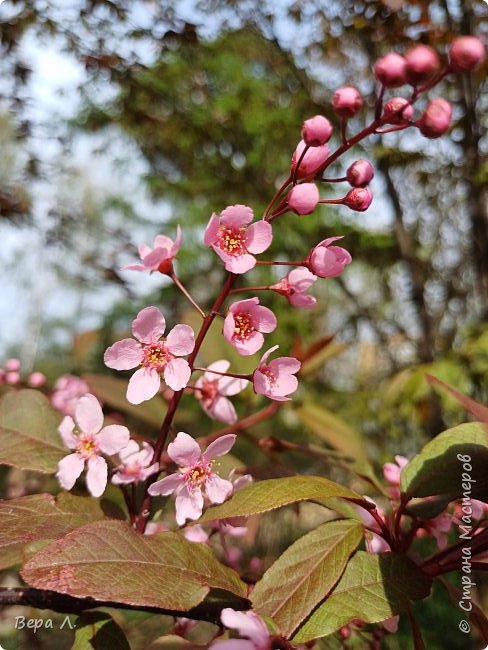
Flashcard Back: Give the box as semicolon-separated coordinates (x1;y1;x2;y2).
270;357;301;374
205;474;233;504
289;294;317;308
132;306;166;344
166;324;195;356
148;472;184;496
204;434;237;461
220;609;270;646
118;439;140;462
104;338;143;370
97;425;131;455
127;367;161;404
164;358;191;391
75;393;104;434
168;431;201;466
245;220;273;254
86;455;108;497
175;486;204;525
224;253;256;274
218;375;249;397
209;396;238;423
57;453;85;490
143;247;170;268
220;204;254;227
58;416;77;449
204;212;219;246
210;641;255;650
253;305;277;333
234;331;264;356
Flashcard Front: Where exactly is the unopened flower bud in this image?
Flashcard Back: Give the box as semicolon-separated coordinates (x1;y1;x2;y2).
449;36;486;72
405;45;440;85
344;187;372;212
332;86;363;118
6;371;20;385
417;98;452;138
346;159;374;187
382;97;414;124
373;52;407;87
302;115;333;146
4;358;20;371
28;372;47;388
291;140;329;179
288;183;320;215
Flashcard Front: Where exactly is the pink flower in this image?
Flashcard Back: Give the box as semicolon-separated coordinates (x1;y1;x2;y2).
271;267;317;308
27;372;47;388
204;205;272;274
405;44;440;85
416;512;453;549
253;345;300;401
148;431;236;525
382;97;414;124
346;159;374;187
417;98;452;139
302;115;333;146
211;608;271;650
223;298;277;356
125;227;182;275
383;455;409;500
308;236;352;278
56;394;130;497
332;86;363;118
5;372;20;385
287;183;320;215
291;140;329;179
104;306;195;404
111;440;159;485
357;497;391;554
195;360;249;424
51;375;91;417
4;358;20;371
373;52;407;87
144;521;209;543
449;36;486;72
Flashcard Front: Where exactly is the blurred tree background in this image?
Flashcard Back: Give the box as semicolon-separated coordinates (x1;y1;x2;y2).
0;1;487;647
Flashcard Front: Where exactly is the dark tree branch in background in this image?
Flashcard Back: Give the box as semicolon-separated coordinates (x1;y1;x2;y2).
0;587;249;624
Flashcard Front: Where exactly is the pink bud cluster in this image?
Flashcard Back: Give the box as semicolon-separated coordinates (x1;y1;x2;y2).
0;358;46;389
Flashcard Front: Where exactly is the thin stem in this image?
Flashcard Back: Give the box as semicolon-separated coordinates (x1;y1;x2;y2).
375;84;385;120
291;144;310;185
318;176;347;183
319;198;345;205
203;402;281;445
193;367;252;381
263;173;291;219
228;285;272;295
171;271;206;318
135;273;236;533
255;260;305;266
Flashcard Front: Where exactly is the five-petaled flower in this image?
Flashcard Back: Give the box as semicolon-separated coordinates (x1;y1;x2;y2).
204;204;272;274
271;266;317;308
223;298;277;356
253;345;300;401
148;431;236;525
195;360;249;424
104;306;195;404
125;227;182;275
57;393;130;497
111;440;159;485
211;608;271;649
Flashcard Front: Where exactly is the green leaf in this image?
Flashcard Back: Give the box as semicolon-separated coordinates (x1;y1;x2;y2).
22;520;247;610
72;612;130;650
400;423;488;501
0;389;64;472
425;374;488;422
83;373;166;428
0;493;115;568
294;403;381;489
293;552;432;642
251;520;363;636
199;476;366;522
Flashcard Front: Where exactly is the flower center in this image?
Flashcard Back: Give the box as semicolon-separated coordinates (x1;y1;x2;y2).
200;378;219;405
260;364;276;385
216;226;247;256
233;312;254;341
184;461;213;492
76;433;99;459
142;341;171;372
